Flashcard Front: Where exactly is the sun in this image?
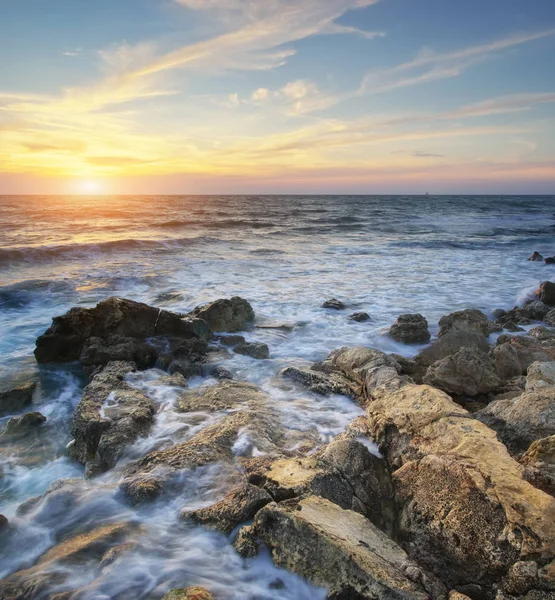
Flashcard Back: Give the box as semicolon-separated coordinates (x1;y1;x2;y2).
75;179;105;195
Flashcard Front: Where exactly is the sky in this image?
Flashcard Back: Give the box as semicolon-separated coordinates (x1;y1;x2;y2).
1;0;554;194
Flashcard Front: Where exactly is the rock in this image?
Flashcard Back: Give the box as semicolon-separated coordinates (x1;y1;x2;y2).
529;326;555;342
438;308;490;337
0;514;8;530
321;298;346;310
35;297;210;364
217;334;246;346
154;373;188;387
477;388;555;455
318;346;555;588
233;524;260;558
254;496;443;599
520;436;555;496
501;560;539;596
210;365;233;380
162;587;214;600
0;382;36;417
233;341;269;359
99;542;135;568
177;380;266;412
80;335;157;369
348;312;371;322
536;281;555;306
526;361;555;391
388;314;430;344
546;256;555;265
545;310;555;326
423;347;501;396
182;483;272;534
448;593;471;600
493;309;507;320
415;329;490;367
504;321;525;332
4;411;46;435
521;300;551;321
528;252;544;262
279;366;355;398
492;335;555;381
68;361;156;473
187;297;254;332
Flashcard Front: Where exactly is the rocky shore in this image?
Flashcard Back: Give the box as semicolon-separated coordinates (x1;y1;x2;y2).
1;278;555;600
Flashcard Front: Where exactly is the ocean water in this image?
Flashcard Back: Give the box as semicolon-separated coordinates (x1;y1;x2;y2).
0;194;554;598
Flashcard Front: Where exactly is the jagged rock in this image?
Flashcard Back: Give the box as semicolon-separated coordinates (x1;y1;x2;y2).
526;361;555;391
80;335;157;369
279;366;355;398
162;587;214;600
216;334;246;346
415;329;490;367
182;483;272;534
233;524;260;558
349;312;371;322
187;297;254;332
0;522;138;599
501;560;540;596
254;496;444;599
546;257;555;265
528;252;544;262
233;341;269;359
492;335;555;380
477;388;555;455
388;314;430;344
520;436;555;496
448;593;471;600
545;310;555;327
154;373;188;387
321;298;346;310
536;281;555;306
209;365;233;380
423;347;501;396
317;346;555;589
438;308;490;337
4;411;46;435
529;326;555;342
504;321;525;332
177;380;266;412
521;300;551;321
35;297;210;363
0;382;36;417
68;361;156;473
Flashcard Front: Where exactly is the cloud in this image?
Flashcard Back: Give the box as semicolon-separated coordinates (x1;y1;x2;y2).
392;150;446;158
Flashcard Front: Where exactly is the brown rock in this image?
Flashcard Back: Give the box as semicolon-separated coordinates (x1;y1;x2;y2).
233;341;269;359
162;586;214;600
438;308;490;337
388;314;430;344
0;382;36;417
233;524;260;558
536;281;555;306
187;297;254;332
520;435;555;496
4;411;46;435
528;252;544;262
415;329;490;368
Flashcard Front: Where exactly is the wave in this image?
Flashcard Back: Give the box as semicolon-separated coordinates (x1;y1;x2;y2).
249;248;287;255
0;279;74;309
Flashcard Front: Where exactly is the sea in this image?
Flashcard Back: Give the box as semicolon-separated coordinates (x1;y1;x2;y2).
0;194;554;598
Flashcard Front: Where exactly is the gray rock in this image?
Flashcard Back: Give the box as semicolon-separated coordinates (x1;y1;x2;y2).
4;412;46;435
210;365;233;380
233;342;269;359
0;382;36;417
80;336;157;369
187;297;254;332
348;312;371;322
545;309;555;327
536;281;555;306
521;300;551;321
526;361;555;391
415;329;490;367
528;252;544;262
322;298;346;310
438;308;490;337
388;314;430;344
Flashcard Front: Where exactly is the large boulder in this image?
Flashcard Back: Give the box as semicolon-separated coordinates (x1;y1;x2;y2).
79;335;158;370
438;308;490;337
0;382;36;417
321;298;347;310
476;388;555;455
423;347;501;396
526;361;555;391
492;335;555;380
186;297;254;332
35;297;210;363
3;411;46;435
520;436;555;497
68;361;156;474
536;281;555;306
387;314;430;344
233;341;269;359
415;329;490;368
253;496;444;599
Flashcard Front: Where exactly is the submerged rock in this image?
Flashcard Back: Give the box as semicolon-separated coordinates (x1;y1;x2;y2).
177;380;266;413
233;341;269;359
0;382;36;417
348;312;371;322
254;496;443;599
423;347;501;396
162;588;214;600
438;308;490;337
69;361;156;474
528;251;544;262
35;297;210;364
321;298;346;310
187;297;254;332
4;411;46;435
387;314;430;344
536;281;555;306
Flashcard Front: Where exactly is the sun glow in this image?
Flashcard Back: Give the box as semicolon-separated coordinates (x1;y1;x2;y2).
74;179;106;195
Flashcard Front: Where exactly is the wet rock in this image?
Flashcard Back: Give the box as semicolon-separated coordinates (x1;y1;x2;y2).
182;483;272;534
233;341;269;359
536;281;555;306
154;373;188;387
69;361;156;473
528;326;555;342
546;256;555;265
321;298;346;310
526;361;555;391
520;436;555;496
233;524;260;558
4;411;46;435
35;297;210;364
177;380;266;412
162;587;214;600
348;312;371;322
99;542;136;568
493;308;508;320
415;329;490;367
521;300;551;321
528;252;544;262
209;365;233;380
187;297;254;332
279;366;354;398
80;335;157;369
0;514;8;530
0;382;36;417
423;347;501;396
216;334;246;346
504;321;525;332
438;308;490;337
477;388;555;455
388;314;430;344
545;309;555;327
254;496;442;599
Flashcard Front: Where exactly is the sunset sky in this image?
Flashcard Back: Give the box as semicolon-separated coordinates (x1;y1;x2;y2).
1;0;554;194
